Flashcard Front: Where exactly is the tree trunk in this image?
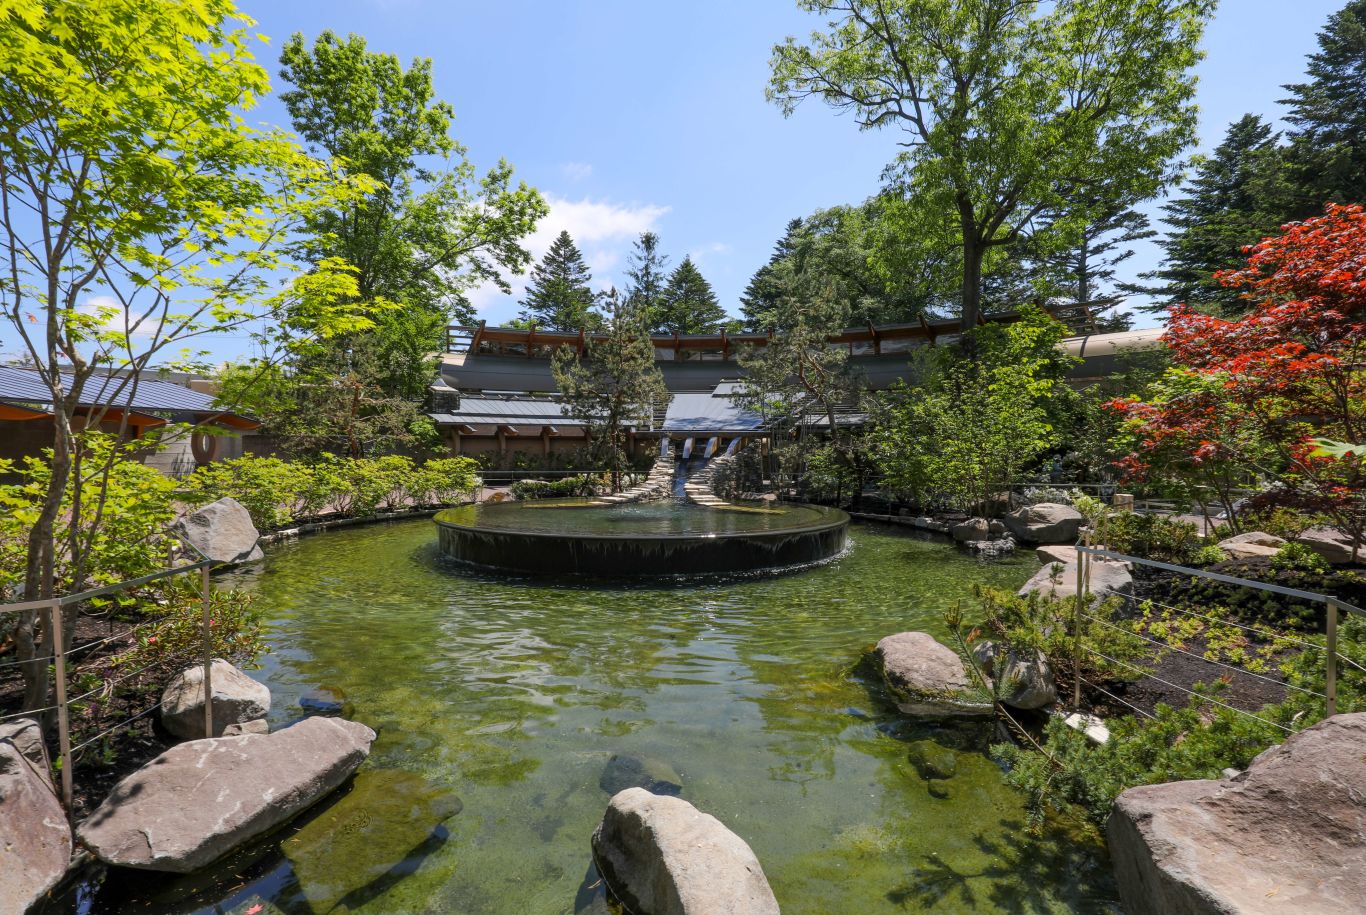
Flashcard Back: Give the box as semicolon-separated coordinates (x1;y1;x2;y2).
961;234;984;341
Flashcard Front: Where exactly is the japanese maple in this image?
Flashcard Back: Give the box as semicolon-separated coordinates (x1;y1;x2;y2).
1112;204;1365;560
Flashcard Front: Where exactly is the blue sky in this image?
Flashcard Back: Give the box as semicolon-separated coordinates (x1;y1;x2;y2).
231;0;1341;335
1;1;1348;365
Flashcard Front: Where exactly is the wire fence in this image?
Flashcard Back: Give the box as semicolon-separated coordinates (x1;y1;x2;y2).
0;542;218;817
1072;545;1361;730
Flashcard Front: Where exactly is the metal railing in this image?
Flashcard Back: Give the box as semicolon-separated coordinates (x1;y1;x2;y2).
0;542;217;814
1073;544;1361;722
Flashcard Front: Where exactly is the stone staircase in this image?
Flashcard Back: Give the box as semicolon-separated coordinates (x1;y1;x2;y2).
593;452;676;504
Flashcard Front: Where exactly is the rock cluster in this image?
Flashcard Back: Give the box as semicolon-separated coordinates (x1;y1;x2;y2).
1215;531;1286;560
78;716;376;873
1108;713;1366;915
592;787;780;915
971;640;1057;710
1003;502;1084;544
596;454;677;505
0;718;71;915
170;497;262;564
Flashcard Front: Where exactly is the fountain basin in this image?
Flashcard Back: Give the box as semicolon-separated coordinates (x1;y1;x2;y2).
434;499;849;577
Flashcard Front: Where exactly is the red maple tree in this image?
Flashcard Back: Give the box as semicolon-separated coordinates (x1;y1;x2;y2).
1112;204;1365;560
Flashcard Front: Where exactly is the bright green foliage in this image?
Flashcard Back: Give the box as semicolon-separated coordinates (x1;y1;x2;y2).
872;308;1076;510
1093;511;1204;564
552;291;667;492
509;475;601;500
1282;0;1366;215
520;231;602;331
657;257;728;334
181;453;480;528
1140;115;1294;315
770;0;1211;329
624;232;671;332
278;31;546;375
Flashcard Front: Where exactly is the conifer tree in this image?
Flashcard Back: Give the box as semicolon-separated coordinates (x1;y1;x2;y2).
624;232;670;331
519;230;601;330
740;219;804;331
658;256;728;334
1140;115;1292;315
1282;0;1366;214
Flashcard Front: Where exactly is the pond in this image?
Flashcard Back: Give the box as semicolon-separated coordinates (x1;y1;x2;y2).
75;518;1117;914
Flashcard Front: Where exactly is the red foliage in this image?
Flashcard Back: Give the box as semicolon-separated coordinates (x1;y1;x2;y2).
1110;205;1365;555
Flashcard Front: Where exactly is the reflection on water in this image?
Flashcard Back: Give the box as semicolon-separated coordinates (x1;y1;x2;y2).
68;519;1117;914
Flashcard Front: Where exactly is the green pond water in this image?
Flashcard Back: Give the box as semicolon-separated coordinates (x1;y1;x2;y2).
76;518;1117;914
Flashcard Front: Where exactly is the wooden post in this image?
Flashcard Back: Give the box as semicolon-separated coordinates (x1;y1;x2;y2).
1325;599;1340;718
1072;538;1089;710
50;600;73;813
202;565;214;738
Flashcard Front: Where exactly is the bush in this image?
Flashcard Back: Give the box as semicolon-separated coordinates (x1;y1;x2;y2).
181;455;309;529
410;457;481;506
1096;511;1204;564
1190;544;1230;566
510;475;600;500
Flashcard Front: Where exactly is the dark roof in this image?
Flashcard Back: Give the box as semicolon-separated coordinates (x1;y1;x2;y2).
428;395;591;427
0;365;241;416
661;391;764;433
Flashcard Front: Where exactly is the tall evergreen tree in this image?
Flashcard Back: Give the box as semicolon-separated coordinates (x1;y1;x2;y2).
658;256;728;334
741;218;804;331
624;232;670;331
519;230;601;330
1282;0;1366;214
1140;115;1292;315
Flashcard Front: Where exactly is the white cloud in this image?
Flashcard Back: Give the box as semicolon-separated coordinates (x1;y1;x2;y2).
77;294;157;340
687;241;732;265
469;195;670;323
559;162;593;182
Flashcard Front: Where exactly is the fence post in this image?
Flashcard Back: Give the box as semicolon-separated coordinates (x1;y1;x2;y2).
201;565;214;738
1325;599;1339;719
49;600;73;813
1072;543;1087;710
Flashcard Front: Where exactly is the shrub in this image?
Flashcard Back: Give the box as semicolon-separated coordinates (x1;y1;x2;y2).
181;455;309;529
1096;511;1203;564
510;475;599;500
410;457;481;506
1190;544;1230;566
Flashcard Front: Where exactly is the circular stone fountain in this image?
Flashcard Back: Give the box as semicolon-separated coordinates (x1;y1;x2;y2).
434;499;849;577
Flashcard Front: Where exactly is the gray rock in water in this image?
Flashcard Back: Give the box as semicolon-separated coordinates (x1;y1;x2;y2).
966;537;1015;559
298;686;351;718
951;518;990;543
221;718;269;737
0;719;71;913
78;717;375;873
971;640;1058;710
906;740;957;780
282;768;461;913
592;787;780;915
1003;502;1083;544
170;496;263;564
873;631;991;717
600;753;683;797
160;659;270;740
1108;713;1366;915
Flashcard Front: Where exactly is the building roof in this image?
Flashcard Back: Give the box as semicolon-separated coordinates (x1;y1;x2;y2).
660;390;764;433
428;394;591;427
0;365;256;426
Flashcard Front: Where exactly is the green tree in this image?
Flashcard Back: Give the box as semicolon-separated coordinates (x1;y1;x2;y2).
1141;115;1293;315
0;0;375;711
552;290;666;491
741;218;805;331
658;256;728;334
769;0;1211;333
521;230;602;331
1282;0;1366;215
278;31;546;399
625;232;671;331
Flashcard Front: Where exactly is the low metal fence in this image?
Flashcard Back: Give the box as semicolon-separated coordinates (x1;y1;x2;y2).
0;543;217;815
1072;544;1361;725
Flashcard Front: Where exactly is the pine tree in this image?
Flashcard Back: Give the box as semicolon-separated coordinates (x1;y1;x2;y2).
740;218;804;331
519;230;601;330
658;256;728;334
624;232;670;332
1140;115;1293;315
1281;0;1366;214
1026;204;1154;332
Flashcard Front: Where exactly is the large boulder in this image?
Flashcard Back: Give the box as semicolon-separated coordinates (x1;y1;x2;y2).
1108;713;1366;915
170;497;262;564
1018;559;1132;604
591;787;780;915
282;769;461;913
1215;531;1286;561
971;640;1058;710
1003;503;1083;544
873;631;990;716
160;659;270;740
0;718;71;914
1036;544;1077;566
951;518;990;543
600;753;683;797
1296;527;1359;565
78;716;375;873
